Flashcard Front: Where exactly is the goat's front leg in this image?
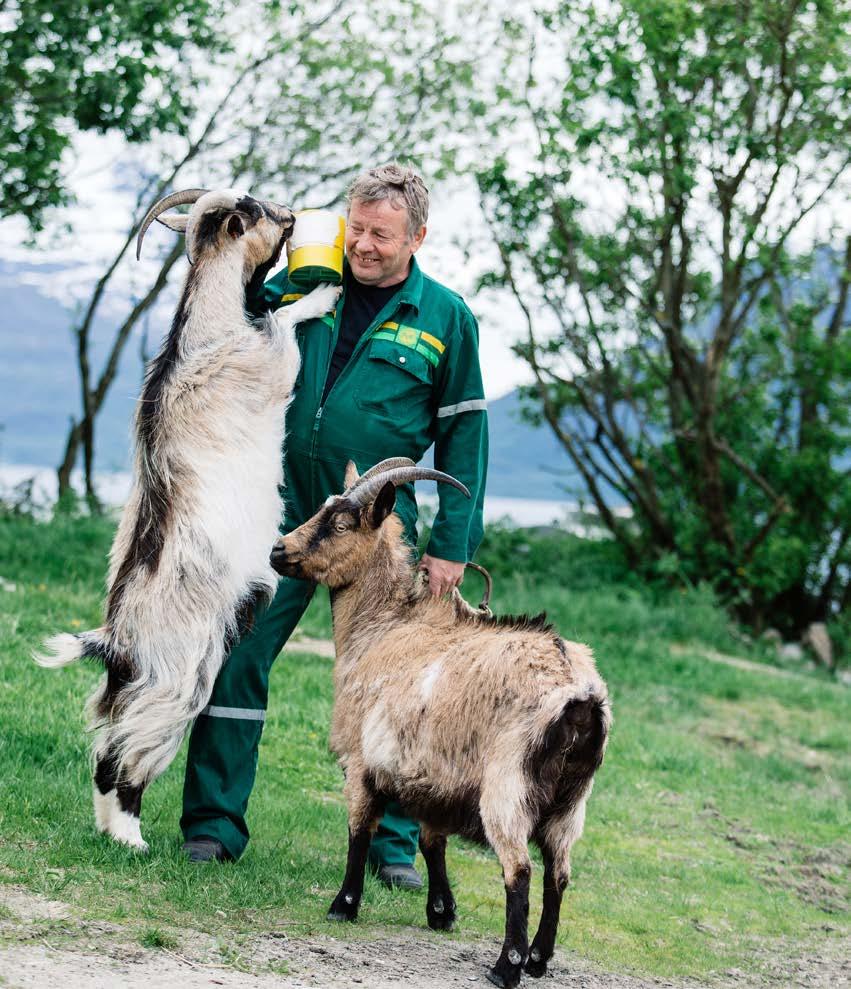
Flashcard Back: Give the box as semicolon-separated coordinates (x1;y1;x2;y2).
266;283;340;395
263;313;301;397
288;282;342;325
419;827;456;931
269;283;341;346
327;768;385;922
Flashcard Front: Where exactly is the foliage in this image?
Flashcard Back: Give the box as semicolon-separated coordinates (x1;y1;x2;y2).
138;927;178;950
477;0;851;634
0;510;847;980
51;0;487;503
476;520;634;588
0;0;232;228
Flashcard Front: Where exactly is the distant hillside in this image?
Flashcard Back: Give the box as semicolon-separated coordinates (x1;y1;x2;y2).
0;260;582;500
0;259;143;473
485;391;583;499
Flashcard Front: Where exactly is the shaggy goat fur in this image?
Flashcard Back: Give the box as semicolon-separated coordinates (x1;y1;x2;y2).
35;189;339;851
270;463;611;988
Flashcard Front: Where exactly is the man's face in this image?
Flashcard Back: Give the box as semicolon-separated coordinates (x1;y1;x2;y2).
346;197;426;288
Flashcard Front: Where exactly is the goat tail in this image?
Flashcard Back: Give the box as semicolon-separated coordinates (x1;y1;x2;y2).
34;628;107;669
559;693;611;772
535;685;611;777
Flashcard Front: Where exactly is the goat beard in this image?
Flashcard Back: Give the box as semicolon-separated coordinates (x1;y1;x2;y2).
269;232;288;268
246;233;288;297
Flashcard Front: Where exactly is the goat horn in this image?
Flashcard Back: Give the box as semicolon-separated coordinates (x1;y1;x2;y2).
348;467;471;506
344;457;417;495
136;188;209;260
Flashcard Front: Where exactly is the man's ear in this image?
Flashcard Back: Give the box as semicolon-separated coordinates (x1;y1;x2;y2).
344;460;360;489
409;223;427;254
369;482;396;529
155;212;189;233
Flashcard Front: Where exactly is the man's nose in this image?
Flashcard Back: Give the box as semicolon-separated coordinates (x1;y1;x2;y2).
353;231;374;252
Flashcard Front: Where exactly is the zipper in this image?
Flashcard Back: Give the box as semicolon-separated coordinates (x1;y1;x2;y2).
320;299;402;410
310;290;344;459
309;283;406;503
310;405;324;475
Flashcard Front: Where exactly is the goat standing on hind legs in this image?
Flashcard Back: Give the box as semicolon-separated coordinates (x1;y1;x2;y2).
270;460;611;989
35;188;340;852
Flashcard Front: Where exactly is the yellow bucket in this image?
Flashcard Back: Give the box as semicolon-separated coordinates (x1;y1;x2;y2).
287;210;345;287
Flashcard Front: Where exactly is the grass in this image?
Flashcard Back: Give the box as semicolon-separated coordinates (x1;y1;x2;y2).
0;509;848;982
139;927;178;950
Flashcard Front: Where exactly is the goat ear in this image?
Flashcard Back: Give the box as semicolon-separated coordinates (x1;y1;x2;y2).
226;213;245;239
369;482;396;529
344;460;360;488
156;212;189;234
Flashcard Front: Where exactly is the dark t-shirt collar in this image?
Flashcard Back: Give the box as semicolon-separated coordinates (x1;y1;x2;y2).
344;265;410;306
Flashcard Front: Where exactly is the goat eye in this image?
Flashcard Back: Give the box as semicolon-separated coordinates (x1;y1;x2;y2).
334;522;349;533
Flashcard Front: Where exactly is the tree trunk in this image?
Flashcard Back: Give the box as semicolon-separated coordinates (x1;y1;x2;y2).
56;419;83;501
56;241;185;503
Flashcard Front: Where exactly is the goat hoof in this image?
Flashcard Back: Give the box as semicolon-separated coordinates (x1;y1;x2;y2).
327;892;359;922
327;909;356;922
427;912;456;932
487;956;523;989
112;836;149;853
106;824;149;853
524;943;549;977
427;895;456;931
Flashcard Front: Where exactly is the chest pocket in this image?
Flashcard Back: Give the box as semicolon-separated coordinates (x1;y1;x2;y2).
355;337;434;416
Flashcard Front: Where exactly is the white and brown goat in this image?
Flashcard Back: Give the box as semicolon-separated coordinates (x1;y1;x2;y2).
35;188;339;851
269;460;611;989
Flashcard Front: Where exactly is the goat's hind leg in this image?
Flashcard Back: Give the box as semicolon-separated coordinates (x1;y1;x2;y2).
327;767;385;922
481;788;532;988
89;674;148;852
93;739;120;834
92;737;148;852
486;852;531;989
525;840;567;978
526;798;588;978
420;827;456;931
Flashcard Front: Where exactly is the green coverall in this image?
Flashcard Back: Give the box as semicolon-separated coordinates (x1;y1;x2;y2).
180;257;488;863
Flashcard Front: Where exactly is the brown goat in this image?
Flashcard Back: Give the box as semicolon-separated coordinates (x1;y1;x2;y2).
270;459;611;988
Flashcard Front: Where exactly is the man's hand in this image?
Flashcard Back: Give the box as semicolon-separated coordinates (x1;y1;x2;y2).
418;553;465;597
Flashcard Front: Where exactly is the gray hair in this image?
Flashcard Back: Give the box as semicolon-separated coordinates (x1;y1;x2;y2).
346;162;429;239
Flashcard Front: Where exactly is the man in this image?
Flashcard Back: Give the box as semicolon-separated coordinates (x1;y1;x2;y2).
180;162;488;889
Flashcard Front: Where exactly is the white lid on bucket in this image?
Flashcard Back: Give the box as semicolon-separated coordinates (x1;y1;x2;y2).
288;210;345;252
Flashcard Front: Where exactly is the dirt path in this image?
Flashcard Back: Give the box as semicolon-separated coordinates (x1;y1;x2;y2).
3;931;848;989
0;937;692;989
668;644;847;684
0;886;695;988
2;886;848;989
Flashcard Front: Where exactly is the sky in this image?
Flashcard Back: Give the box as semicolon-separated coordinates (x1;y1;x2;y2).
0;0;845;408
0;128;531;402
